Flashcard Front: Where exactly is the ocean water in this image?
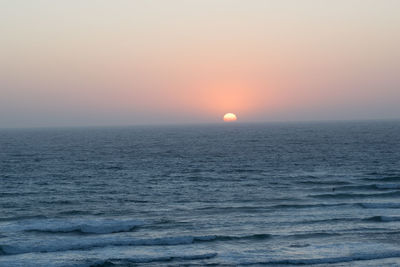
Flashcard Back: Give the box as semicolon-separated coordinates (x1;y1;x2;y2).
1;121;400;267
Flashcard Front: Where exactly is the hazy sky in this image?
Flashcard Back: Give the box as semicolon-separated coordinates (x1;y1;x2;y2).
1;0;399;127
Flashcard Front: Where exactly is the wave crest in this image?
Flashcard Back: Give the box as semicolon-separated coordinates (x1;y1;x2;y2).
0;233;271;255
363;216;400;222
91;253;218;266
245;251;400;265
0;218;146;235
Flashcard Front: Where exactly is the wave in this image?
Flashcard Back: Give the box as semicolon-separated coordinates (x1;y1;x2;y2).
0;233;271;255
243;251;400;265
195;203;350;212
374;184;400;189
91;253;218;266
0;246;6;255
293;215;400;225
0;231;349;256
363;216;400;222
359;202;400;209
270;203;350;209
332;184;378;191
0;192;39;197
56;210;92;216
296;217;358;225
309;190;400;199
284;232;340;239
362;176;400;182
38;200;78;205
226;168;263;174
328;184;400;192
0;218;145;234
0;215;48;222
298;180;352;186
179;233;272;243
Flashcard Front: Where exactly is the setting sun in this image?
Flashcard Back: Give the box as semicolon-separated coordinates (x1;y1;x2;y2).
223;113;237;122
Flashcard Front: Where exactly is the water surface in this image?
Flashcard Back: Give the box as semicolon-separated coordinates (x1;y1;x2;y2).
1;121;400;266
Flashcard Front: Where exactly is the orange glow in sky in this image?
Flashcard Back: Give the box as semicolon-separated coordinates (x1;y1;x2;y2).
1;1;399;127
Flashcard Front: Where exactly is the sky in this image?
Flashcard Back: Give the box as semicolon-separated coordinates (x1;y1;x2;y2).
1;0;399;127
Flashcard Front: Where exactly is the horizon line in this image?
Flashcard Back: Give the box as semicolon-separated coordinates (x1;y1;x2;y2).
1;117;399;130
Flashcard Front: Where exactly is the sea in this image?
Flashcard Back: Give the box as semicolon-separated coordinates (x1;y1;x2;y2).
1;121;400;266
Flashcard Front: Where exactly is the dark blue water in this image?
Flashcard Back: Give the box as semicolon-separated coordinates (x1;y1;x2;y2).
1;121;400;266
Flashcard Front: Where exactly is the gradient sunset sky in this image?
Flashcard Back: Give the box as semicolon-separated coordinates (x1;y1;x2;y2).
1;0;399;127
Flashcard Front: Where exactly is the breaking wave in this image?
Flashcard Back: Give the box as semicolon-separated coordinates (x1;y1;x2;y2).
0;233;271;255
0;218;146;234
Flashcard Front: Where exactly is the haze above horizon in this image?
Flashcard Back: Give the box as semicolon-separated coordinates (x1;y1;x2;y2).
1;0;399;128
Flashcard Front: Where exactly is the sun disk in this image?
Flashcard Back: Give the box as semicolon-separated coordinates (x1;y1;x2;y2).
223;113;237;122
